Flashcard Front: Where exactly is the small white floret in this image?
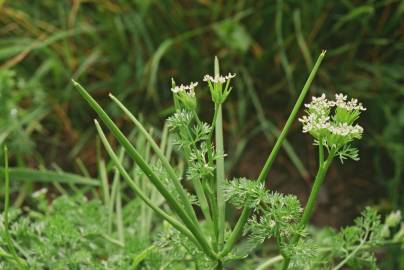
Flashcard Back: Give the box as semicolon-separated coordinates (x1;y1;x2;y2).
171;82;198;94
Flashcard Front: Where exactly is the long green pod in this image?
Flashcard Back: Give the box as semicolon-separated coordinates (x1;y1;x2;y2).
220;51;326;258
109;94;199;226
95;120;217;258
73;80;214;258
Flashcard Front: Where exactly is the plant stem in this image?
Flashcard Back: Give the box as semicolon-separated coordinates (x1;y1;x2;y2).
209;103;220;250
300;153;333;228
220;51;326;257
332;238;366;270
255;255;284;270
319;141;324;167
282;152;334;270
258;50;326;185
257;239;401;270
216;103;226;251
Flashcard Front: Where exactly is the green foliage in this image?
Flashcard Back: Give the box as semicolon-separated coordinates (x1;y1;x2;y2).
0;194;169;269
296;208;403;270
0;69;47;159
224;178;266;209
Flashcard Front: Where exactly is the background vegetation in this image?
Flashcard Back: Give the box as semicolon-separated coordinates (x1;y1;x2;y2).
0;0;403;267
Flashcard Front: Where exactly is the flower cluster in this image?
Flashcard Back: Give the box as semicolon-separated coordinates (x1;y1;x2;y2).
203;73;236;84
171;82;198;94
203;73;236;104
171;81;198;111
299;93;366;155
334;93;366;111
171;71;236;107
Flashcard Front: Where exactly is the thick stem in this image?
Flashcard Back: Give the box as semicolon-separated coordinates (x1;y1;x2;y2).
209;103;220;250
216;104;226;250
300;154;333;227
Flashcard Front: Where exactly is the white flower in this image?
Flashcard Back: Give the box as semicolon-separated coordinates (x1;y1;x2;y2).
171;86;183;93
171;82;198;94
299;93;364;140
225;73;236;80
328;123;363;137
304;93;335;112
335;93;366;111
203;73;236;84
298;114;330;133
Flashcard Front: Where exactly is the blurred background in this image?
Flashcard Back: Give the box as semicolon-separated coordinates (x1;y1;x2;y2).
0;0;403;228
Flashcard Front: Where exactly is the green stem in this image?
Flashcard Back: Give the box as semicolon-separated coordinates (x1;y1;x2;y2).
95;121;217;259
257;239;402;270
301;153;333;228
258;50;326;185
332;237;367;270
181;114;215;240
183;124;214;233
209;103;220;250
192;177;214;235
221;51;326;257
216;103;226;251
282;152;334;270
255;255;284;270
319;141;324;167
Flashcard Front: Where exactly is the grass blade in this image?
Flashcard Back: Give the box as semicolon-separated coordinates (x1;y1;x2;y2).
73;80;215;258
94;120;216;259
109;94;199;226
0;167;99;186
